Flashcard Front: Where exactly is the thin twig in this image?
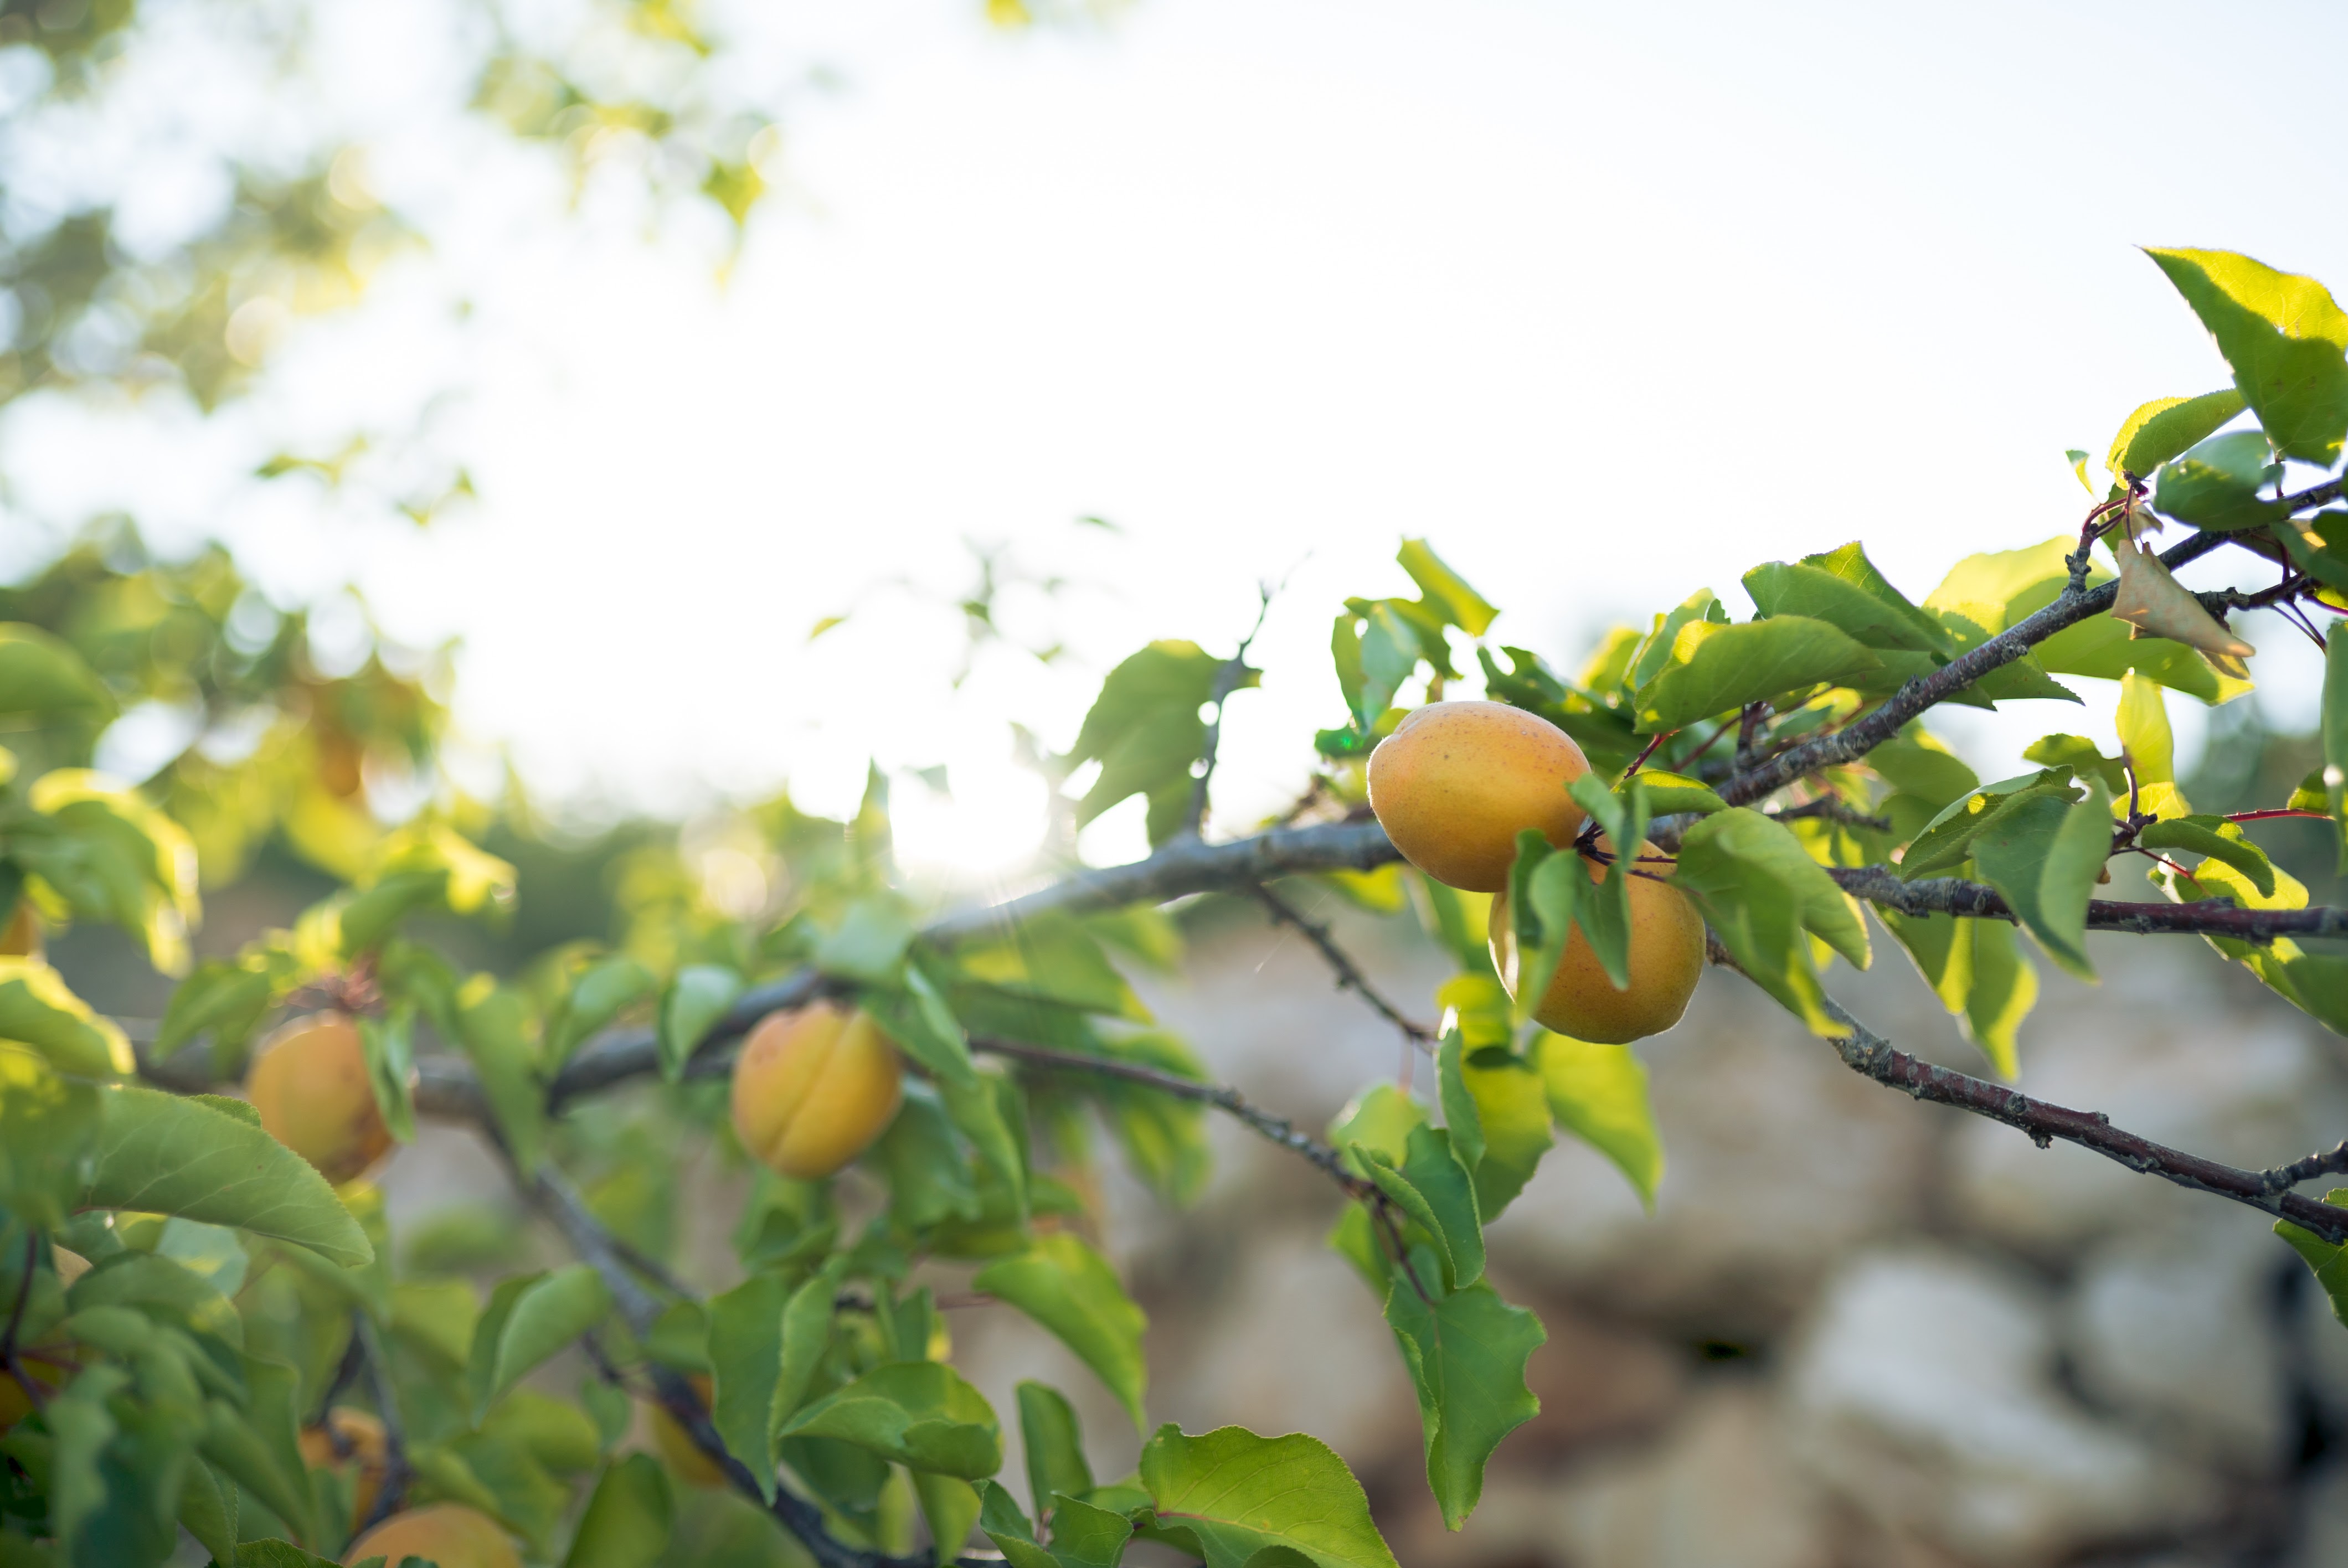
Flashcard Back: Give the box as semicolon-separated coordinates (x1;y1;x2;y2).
1825;863;2348;941
1767;797;1893;833
1734;702;1769;774
971;1034;1376;1200
1801;985;2348;1243
1251;883;1438;1057
1183;585;1275;838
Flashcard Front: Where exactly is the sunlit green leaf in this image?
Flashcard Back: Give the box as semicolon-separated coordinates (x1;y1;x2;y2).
1631;616;1881;733
1535;1030;1663;1205
1397;539;1497;637
1357;1124;1483;1291
775;1360;1002;1480
1018;1381;1094;1523
2146;247;2348;466
2151;430;2287;531
658;963;745;1082
2275;1187;2348;1327
1672;808;1866;1036
2106;388;2248;482
0;956;133;1078
1970;775;2113;981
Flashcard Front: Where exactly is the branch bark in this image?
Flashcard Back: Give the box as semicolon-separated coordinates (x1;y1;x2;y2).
1827;863;2348;941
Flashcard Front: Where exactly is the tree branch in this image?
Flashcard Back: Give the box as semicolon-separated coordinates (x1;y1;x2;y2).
1827;862;2348;941
971;1034;1374;1199
349;1311;414;1534
1719;528;2233;806
1250;883;1438;1058
531;1166;953;1568
1707;956;2348;1243
545;819;1405;1107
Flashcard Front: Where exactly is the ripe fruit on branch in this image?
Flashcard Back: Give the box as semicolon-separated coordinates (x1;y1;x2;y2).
730;1002;906;1179
343;1503;521;1568
299;1406;387;1528
245;1011;393;1185
1367;701;1592;892
1489;838;1705;1044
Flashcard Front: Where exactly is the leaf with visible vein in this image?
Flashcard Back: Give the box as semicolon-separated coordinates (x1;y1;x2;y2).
1383;1258;1544;1530
1137;1424;1399;1568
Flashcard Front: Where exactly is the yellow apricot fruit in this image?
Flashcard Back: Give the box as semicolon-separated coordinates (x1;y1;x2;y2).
344;1503;521;1568
0;901;39;959
1488;837;1706;1044
730;1002;905;1179
650;1373;726;1487
246;1012;394;1185
1367;701;1591;893
300;1406;388;1528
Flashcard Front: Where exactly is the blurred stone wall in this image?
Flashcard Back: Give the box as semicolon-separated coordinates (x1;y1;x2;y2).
378;899;2348;1567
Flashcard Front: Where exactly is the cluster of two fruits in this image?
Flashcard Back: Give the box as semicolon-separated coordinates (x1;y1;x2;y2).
1367;700;1705;1044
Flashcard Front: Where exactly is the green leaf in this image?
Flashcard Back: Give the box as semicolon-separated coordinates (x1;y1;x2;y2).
1086;1031;1213;1207
1899;770;2074;880
816;898;918;988
1743;561;1950;654
2106;389;2248;482
1136;1424;1398;1568
1630;617;1882;733
1328;1082;1429;1176
43;1364;129;1553
1870;731;1980;808
775;1257;847;1437
775;1360;1003;1480
877;1081;981;1227
864;972;978;1089
547;954;657;1067
975;1233;1149;1430
83;1085;372;1266
1624;770;1726;819
467;1265;612;1423
2274;1187;2348;1327
1798;543;1956;649
1671;808;1867;1036
980;1480;1062;1568
1383;1261;1544;1530
658;964;745;1082
2020;734;2126;794
69;1251;242;1347
228;1544;341;1568
1446;1039;1551;1221
1397;539;1497;636
955;913;1149;1022
1502;832;1584;1027
564;1453;674;1568
2146;247;2348;466
1357;1125;1484;1291
1068;641;1251;841
153;959;279;1060
1535;1031;1664;1206
0;623;116;724
2151;430;2287;531
1877;912;2038;1079
1018;1381;1094;1521
451;978;547;1175
2115;669;2174;785
358;1005;417;1144
0;1041;101;1229
1628;590;1725;690
2138;817;2275;897
1970;775;2113;981
176;1458;239;1566
708;1271;787;1498
0;958;133;1078
915;1472;986;1566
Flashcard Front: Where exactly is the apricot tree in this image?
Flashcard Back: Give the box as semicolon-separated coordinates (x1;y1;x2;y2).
7;244;2348;1568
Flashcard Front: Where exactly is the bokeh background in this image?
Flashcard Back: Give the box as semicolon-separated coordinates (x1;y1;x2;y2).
12;1;2348;1562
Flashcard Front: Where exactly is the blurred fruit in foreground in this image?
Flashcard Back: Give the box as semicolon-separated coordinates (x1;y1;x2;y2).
246;1010;393;1184
730;1002;905;1179
1368;701;1591;892
343;1503;520;1568
0;901;39;958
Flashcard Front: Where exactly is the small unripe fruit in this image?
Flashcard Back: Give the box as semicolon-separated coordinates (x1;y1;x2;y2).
300;1406;388;1528
1489;838;1705;1044
246;1012;393;1185
1367;701;1592;893
344;1503;521;1568
650;1373;726;1487
730;1003;905;1179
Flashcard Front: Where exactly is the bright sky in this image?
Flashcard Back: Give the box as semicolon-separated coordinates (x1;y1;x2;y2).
9;0;2348;880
